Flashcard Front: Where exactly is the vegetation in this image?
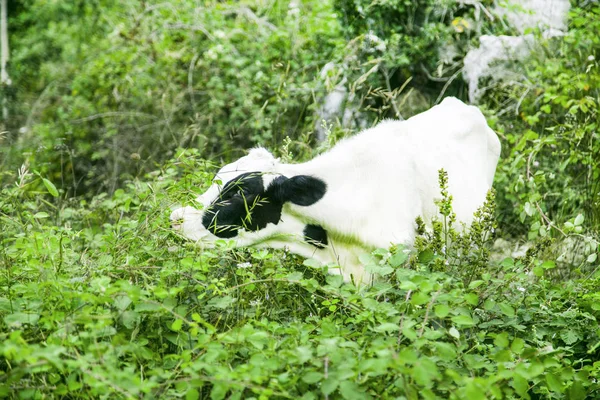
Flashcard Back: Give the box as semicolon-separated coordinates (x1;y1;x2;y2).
1;0;599;398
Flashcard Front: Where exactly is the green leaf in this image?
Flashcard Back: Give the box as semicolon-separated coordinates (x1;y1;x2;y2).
321;378;339;396
574;214;584;226
511;337;525;354
33;212;49;218
545;373;563;393
560;329;580;345
494;332;509;348
464;293;478;305
512;375;530;398
302;372;323;384
541;261;556;269
418;249;434;264
410;292;430;306
434;304;449;318
186;389;200;400
339;381;365;400
4;312;40;327
451;315;474;327
499;303;515;317
448;327;460;339
390;251;408;267
42;178;59;197
587;253;597;263
374;323;399;333
171;319;183;332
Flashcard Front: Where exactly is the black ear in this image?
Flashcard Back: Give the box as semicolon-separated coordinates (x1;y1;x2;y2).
267;175;327;206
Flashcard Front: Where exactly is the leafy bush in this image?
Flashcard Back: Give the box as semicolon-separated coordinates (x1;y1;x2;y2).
329;0;502;120
3;0;342;195
1;157;598;399
484;6;600;234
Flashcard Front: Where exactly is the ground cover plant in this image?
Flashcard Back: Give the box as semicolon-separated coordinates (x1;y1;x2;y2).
1;0;600;399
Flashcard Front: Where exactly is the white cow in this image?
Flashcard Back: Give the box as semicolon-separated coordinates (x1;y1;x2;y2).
170;97;501;284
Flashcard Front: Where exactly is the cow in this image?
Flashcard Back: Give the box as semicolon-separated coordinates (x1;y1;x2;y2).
170;97;501;284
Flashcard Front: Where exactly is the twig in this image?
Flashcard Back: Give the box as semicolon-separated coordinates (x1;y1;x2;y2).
418;290;440;337
435;68;463;104
71;111;158;123
397;289;412;347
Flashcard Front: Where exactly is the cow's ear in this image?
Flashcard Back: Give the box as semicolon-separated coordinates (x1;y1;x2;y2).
268;175;327;206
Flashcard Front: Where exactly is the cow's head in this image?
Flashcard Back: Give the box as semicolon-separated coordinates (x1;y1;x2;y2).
170;148;327;245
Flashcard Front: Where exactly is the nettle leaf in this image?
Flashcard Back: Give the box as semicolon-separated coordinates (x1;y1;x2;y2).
560;329;581;345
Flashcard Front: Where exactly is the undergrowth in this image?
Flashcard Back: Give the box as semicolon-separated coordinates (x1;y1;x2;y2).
1;154;599;399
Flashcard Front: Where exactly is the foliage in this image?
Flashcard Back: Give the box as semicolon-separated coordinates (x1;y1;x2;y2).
329;0;502;120
1;155;599;399
3;0;342;195
484;6;600;234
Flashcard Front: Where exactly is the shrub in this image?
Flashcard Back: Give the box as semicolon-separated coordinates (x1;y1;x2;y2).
3;0;342;196
1;157;598;399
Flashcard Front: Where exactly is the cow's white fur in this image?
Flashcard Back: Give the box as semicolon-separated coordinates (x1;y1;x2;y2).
170;97;501;283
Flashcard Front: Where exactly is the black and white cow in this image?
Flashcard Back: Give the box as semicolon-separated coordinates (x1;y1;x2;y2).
170;97;501;283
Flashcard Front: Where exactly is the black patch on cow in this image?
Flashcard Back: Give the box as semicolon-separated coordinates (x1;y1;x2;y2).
202;172;327;238
303;224;328;249
269;175;327;206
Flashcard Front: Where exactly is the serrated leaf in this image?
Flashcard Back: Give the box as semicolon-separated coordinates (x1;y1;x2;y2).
42;178;59;197
560;329;580;345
